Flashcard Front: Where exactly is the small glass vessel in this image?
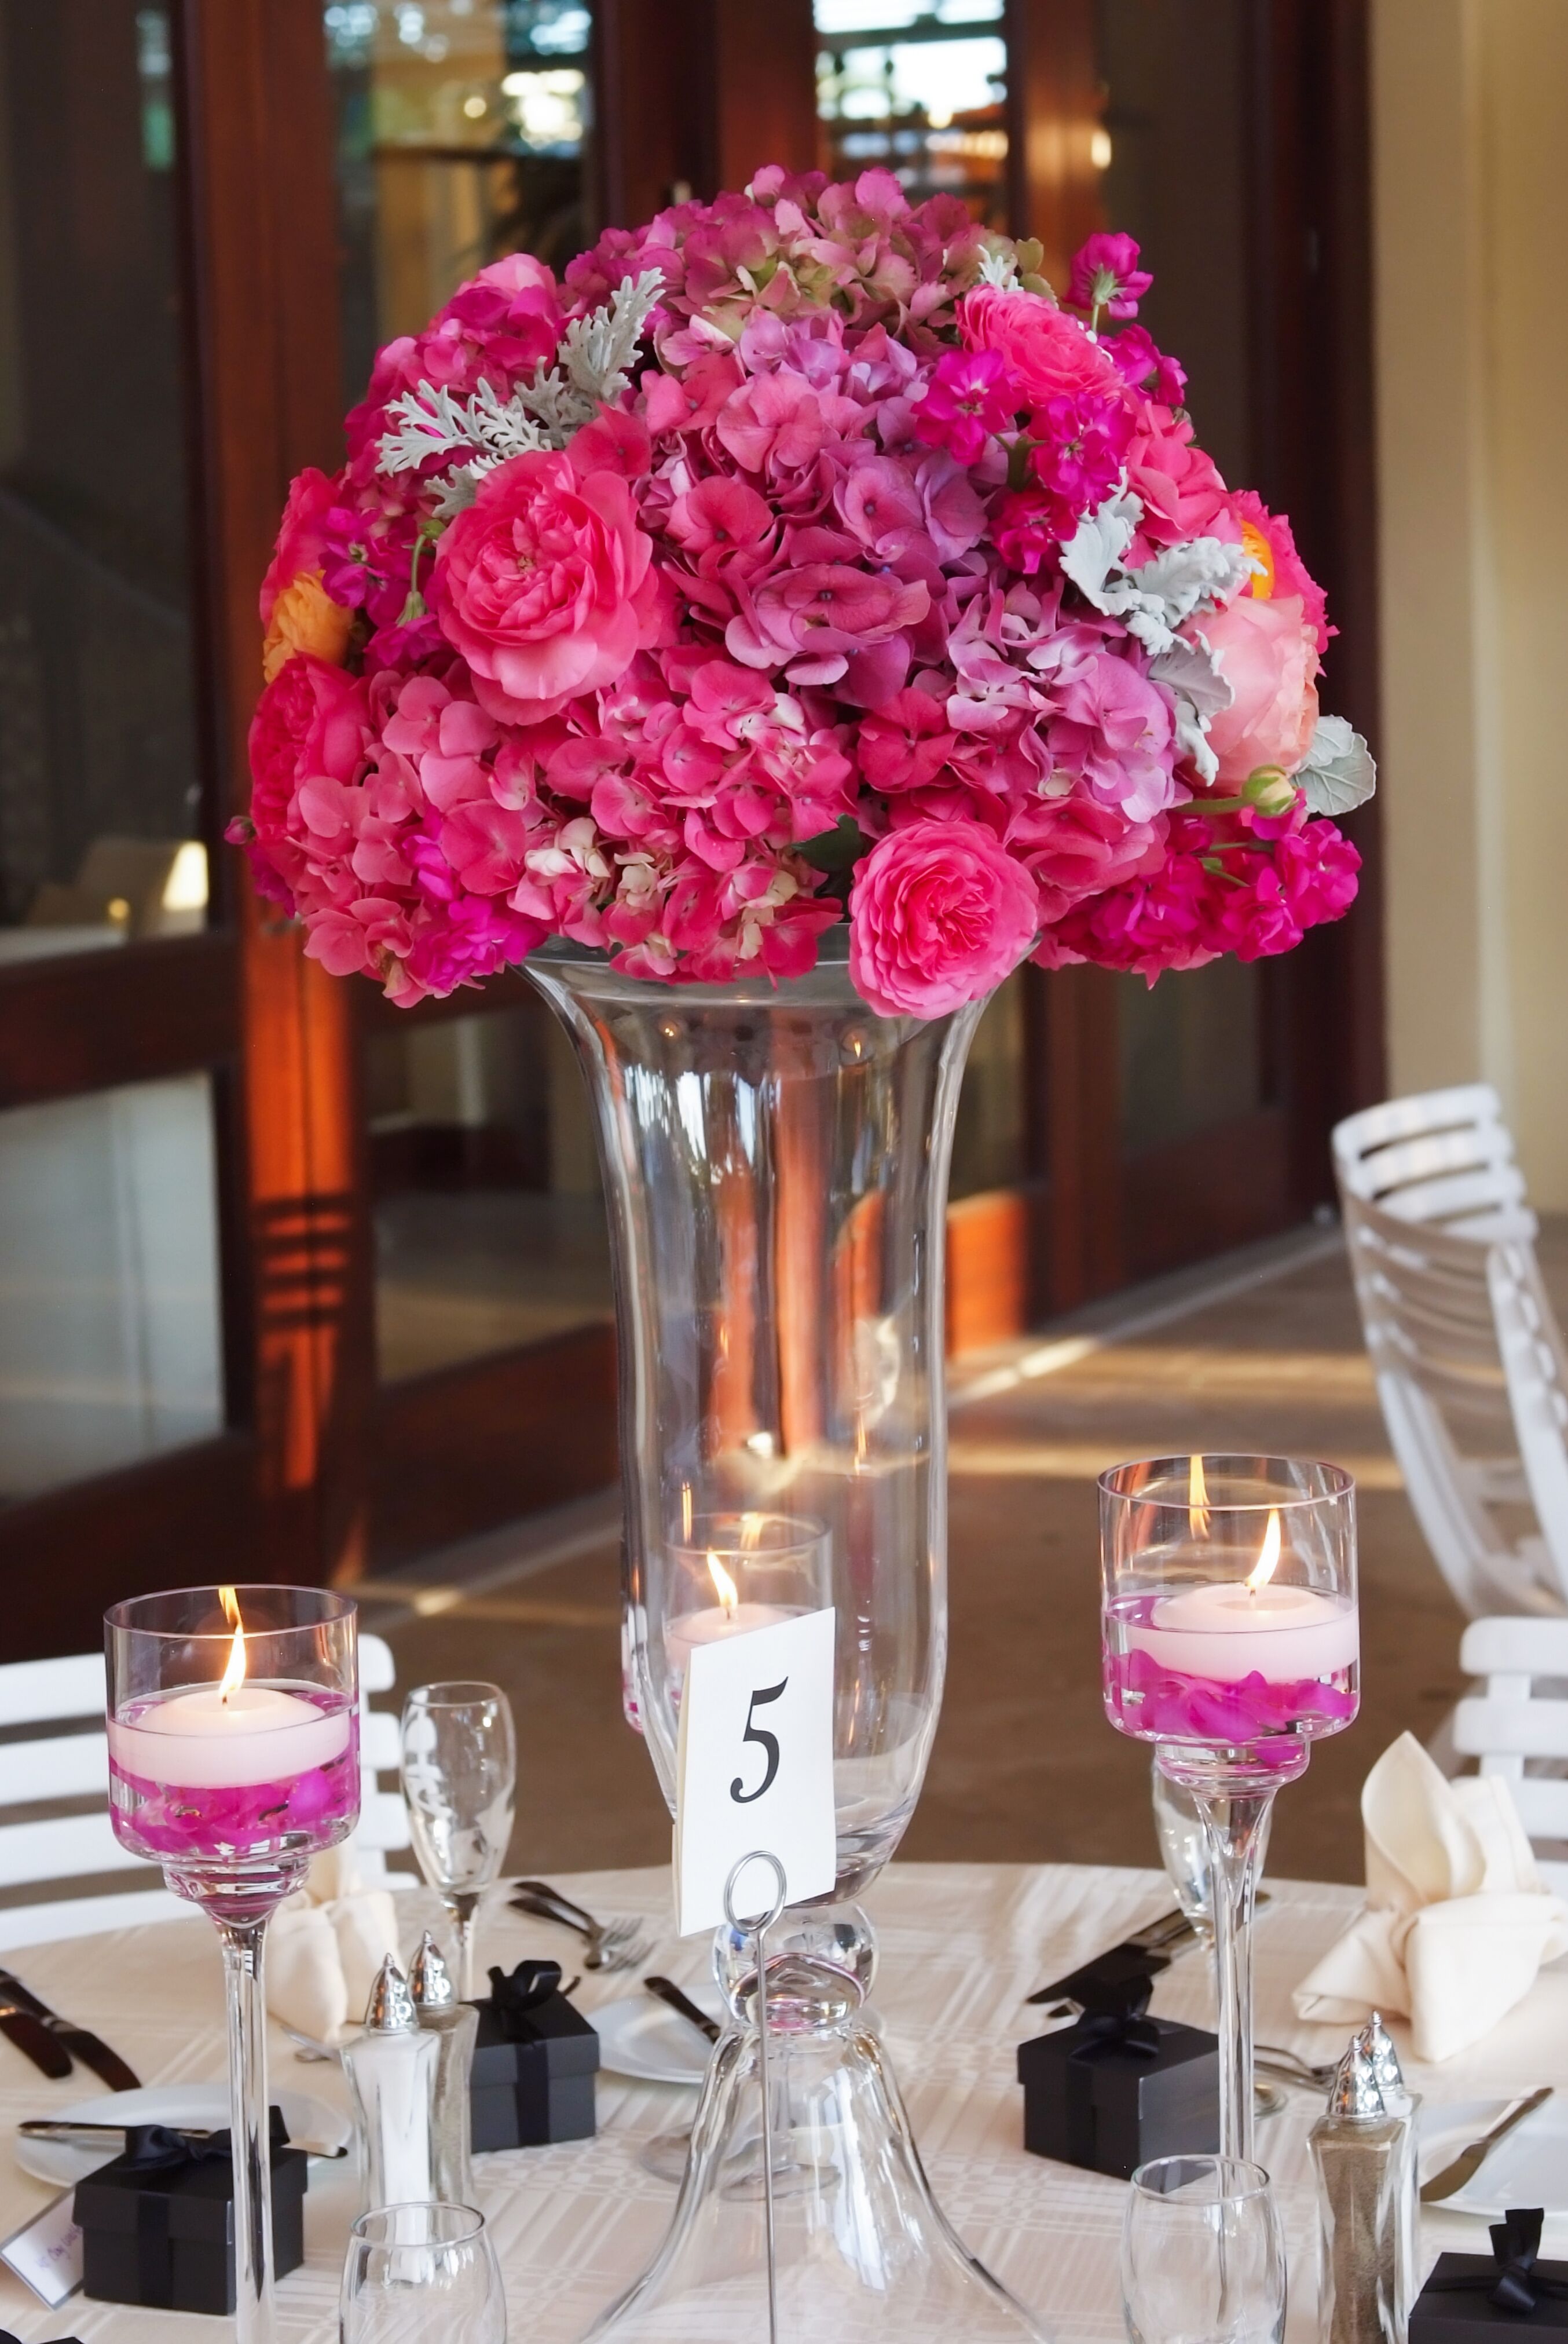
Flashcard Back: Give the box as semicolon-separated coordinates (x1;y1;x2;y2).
341;1955;439;2217
410;1929;478;2208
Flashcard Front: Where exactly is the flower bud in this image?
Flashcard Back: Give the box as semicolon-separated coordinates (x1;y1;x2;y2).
1243;765;1298;818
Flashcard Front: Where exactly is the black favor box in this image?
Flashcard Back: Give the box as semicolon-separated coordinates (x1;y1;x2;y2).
75;2111;307;2316
1411;2252;1568;2342
468;1969;599;2152
1017;2012;1219;2180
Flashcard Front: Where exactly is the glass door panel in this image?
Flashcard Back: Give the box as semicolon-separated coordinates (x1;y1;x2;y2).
1096;0;1275;1165
364;999;611;1381
814;0;1009;226
0;1;206;963
0;1074;223;1501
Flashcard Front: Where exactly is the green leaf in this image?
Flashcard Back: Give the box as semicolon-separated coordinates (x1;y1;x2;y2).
797;816;870;875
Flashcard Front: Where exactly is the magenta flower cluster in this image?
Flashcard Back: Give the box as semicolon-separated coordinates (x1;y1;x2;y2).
234;166;1363;1017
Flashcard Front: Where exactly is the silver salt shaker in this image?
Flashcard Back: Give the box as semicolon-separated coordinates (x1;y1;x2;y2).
410;1928;478;2207
1309;2022;1420;2344
340;1954;439;2215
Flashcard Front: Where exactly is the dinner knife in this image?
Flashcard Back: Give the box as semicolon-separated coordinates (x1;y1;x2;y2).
0;1969;140;2091
0;2000;73;2082
1419;2085;1552;2204
1026;1892;1272;2005
644;1974;722;2045
19;2119;349;2159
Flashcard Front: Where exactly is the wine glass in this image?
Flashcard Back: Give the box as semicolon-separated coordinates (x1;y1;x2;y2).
1122;2157;1285;2344
1102;1455;1358;2162
341;2203;505;2342
106;1586;359;2344
400;1682;516;1996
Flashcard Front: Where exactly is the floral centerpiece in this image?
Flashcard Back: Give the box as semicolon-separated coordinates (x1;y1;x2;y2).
233;169;1372;1018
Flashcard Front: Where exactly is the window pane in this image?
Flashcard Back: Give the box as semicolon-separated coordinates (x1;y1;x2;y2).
815;0;1008;224
0;1075;223;1500
1096;0;1270;1150
366;1001;611;1381
0;3;205;964
329;0;596;409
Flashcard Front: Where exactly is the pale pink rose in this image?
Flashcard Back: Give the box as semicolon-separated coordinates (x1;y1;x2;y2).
957;286;1121;408
1193;595;1320;784
431;449;659;723
848;817;1039;1016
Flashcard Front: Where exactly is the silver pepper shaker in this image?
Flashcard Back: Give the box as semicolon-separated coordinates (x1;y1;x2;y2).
340;1955;439;2215
1309;2029;1420;2344
410;1929;478;2207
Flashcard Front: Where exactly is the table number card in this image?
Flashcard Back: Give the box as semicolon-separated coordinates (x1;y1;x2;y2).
674;1606;836;1936
0;2186;82;2309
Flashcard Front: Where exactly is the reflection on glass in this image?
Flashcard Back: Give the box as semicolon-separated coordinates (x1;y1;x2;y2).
0;1074;223;1500
951;969;1025;1198
365;1001;611;1381
329;0;596;404
815;0;1007;224
0;1;203;961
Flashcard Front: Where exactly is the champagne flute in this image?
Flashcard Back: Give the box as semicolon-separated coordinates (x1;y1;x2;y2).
400;1683;516;1997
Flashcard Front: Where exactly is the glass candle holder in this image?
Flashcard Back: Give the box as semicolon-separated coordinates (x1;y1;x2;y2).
659;1510;833;1698
106;1585;359;2344
1101;1457;1358;2163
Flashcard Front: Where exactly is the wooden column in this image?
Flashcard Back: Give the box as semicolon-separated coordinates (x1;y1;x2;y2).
178;0;375;1584
1003;0;1103;288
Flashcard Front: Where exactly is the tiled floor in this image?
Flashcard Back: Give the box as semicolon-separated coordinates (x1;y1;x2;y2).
361;1220;1567;1889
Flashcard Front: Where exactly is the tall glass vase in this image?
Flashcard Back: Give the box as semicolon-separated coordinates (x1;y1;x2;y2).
527;933;1043;2342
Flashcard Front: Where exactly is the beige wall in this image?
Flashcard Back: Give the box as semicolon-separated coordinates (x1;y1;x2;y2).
1374;0;1568;1201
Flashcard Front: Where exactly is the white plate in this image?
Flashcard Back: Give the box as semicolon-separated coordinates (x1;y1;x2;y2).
13;2086;350;2189
593;1988;726;2085
1418;2095;1568;2219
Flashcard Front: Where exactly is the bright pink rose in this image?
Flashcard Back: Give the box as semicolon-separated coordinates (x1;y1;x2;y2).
1124;401;1234;555
259;467;338;627
848;817;1039;1016
1228;489;1331;655
1192;595;1320;784
431;449;659;723
245;654;372;851
957;286;1122;407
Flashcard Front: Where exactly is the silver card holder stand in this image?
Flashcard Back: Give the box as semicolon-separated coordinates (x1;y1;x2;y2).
723;1851;789;2344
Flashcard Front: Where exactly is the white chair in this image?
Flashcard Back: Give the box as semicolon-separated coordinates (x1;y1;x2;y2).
1453;1615;1568;1896
0;1630;410;1951
1332;1085;1568;1617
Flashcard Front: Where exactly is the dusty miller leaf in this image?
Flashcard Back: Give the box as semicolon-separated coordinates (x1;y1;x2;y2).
1297;714;1377;816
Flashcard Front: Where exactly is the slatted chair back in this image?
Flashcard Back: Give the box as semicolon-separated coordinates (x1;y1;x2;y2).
1332;1087;1568;1617
0;1632;409;1950
1454;1615;1568;1897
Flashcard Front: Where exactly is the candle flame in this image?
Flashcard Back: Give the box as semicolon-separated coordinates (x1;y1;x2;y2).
1247;1511;1282;1595
740;1511;762;1552
218;1586;246;1703
1188;1454;1210;1539
707;1551;739;1615
680;1483;693;1542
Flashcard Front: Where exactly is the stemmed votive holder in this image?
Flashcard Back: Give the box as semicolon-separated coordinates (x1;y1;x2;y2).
106;1586;360;2344
1101;1456;1358;2163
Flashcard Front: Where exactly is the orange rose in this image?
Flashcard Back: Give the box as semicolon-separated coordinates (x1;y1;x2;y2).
262;571;353;682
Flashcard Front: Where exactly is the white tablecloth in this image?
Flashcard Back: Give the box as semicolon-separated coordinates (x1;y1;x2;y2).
1;1862;1563;2342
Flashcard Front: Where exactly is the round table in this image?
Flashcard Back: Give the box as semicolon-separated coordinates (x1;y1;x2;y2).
0;1862;1560;2341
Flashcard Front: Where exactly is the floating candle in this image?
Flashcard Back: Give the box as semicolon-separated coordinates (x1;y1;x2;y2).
107;1592;352;1789
665;1548;800;1683
1123;1511;1359;1684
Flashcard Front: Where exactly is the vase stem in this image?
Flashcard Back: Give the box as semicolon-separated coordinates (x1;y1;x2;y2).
1190;1783;1273;2164
215;1913;274;2344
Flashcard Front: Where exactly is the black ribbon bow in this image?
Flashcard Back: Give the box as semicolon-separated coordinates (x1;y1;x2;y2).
487;1959;565;2036
120;2104;290;2175
1428;2210;1568;2316
1067;1972;1163;2064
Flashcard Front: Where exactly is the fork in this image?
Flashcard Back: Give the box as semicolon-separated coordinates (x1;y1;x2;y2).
1254;2043;1340;2090
509;1879;652;1972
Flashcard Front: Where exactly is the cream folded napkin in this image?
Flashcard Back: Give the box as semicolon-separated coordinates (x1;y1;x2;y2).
1293;1731;1568;2062
266;1846;402;2046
